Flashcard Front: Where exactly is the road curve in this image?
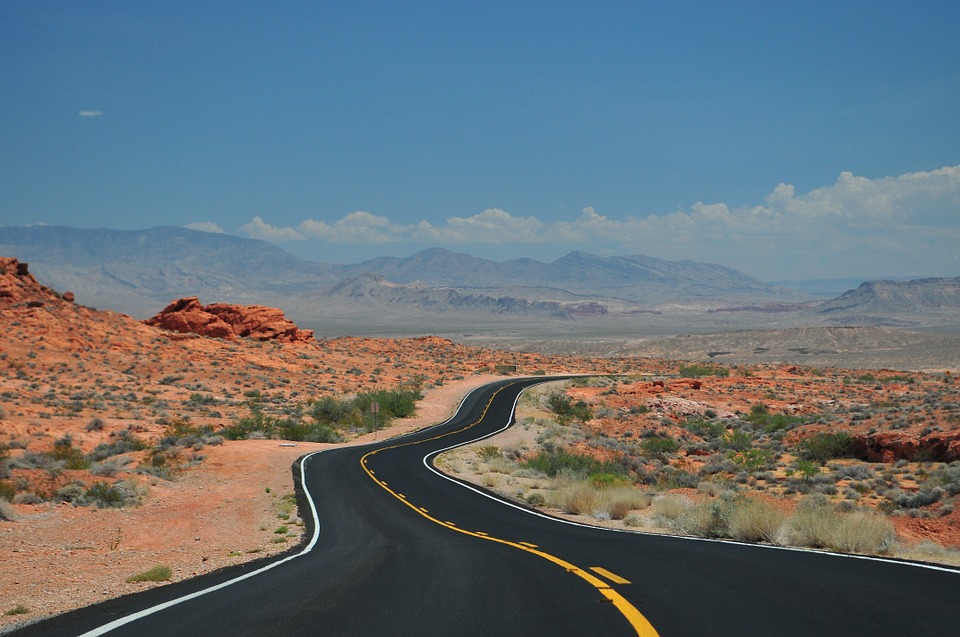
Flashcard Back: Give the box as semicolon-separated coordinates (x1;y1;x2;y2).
17;377;960;636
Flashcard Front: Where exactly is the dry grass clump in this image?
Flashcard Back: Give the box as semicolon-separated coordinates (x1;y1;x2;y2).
781;495;842;549
549;482;599;515
827;510;896;554
894;540;960;566
0;498;14;522
599;487;651;520
125;565;173;583
652;494;690;525
545;481;651;519
780;494;895;554
726;497;786;543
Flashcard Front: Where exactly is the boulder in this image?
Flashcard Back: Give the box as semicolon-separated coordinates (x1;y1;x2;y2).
852;430;960;463
145;297;314;343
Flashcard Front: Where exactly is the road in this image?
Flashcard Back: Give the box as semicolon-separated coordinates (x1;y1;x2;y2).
18;378;960;636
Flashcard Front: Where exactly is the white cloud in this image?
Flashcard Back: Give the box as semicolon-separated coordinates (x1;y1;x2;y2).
78;110;103;117
299;211;405;243
234;165;960;277
185;221;226;234
238;216;305;241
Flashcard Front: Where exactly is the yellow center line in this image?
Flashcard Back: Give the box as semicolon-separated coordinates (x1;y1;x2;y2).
359;382;660;637
591;567;632;585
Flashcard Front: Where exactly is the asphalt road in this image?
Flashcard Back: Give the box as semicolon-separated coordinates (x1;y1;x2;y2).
18;378;960;636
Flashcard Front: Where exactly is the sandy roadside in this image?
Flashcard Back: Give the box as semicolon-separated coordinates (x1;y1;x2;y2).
0;374;500;632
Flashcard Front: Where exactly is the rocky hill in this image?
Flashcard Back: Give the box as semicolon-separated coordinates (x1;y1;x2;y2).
813;278;960;326
304;272;609;320
0;226;795;322
0;225;340;316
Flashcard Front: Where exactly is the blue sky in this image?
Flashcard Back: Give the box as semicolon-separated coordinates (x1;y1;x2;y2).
2;1;958;280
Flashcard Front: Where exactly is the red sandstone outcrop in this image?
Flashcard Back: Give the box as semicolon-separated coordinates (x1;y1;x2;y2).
144;296;314;343
852;430;960;463
0;257;57;305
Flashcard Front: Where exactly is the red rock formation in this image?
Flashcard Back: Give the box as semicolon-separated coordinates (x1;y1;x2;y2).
852;430;960;463
0;257;59;305
144;297;314;343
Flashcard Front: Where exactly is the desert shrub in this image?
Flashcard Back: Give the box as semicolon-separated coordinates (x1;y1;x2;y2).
523;448;624;479
640;436;680;457
828;510;896;554
598;487;651;520
55;482;89;505
51;435;89;470
4;604;29;616
125;565;172;583
545;391;592;424
835;464;873;480
889;487;944;510
88;430;148;461
722;430;753;452
525;492;546;507
354;388;422;420
9;451;58;472
652;494;690;525
728;448;775;472
682;417;726;440
927;462;960;495
13;491;42;504
726;497;786;542
0;498;14;521
746;406;805;433
781;494;839;548
89;459;126;477
310;396;353;426
679;364;730;378
677;501;727;537
223;412;283;440
475;445;502;461
549;481;600;515
85;482;125;508
797;432;853;464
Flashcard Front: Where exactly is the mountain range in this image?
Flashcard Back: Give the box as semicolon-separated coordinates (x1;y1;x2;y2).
1;225;958;336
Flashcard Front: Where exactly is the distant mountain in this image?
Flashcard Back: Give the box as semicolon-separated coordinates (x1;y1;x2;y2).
0;225;340;315
812;278;960;326
304;272;577;319
340;248;779;302
0;226;791;320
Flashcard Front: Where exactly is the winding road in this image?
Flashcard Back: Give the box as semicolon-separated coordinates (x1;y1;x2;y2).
19;378;960;636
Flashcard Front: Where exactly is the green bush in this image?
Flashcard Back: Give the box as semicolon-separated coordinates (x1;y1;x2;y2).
745;404;805;432
545;391;592;424
523;448;625;479
679;364;730;378
797;432;853;465
640;436;680;456
51;435;90;470
475;445;502;461
88;430;148;461
682;417;726;439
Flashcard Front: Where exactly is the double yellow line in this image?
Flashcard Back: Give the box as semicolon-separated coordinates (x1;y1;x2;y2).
359;383;659;637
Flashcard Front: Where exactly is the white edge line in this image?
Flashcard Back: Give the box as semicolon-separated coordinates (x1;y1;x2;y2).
79;450;326;637
77;383;491;636
423;381;960;576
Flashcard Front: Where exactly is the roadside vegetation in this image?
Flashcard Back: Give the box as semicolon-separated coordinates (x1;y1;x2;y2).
436;375;960;564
